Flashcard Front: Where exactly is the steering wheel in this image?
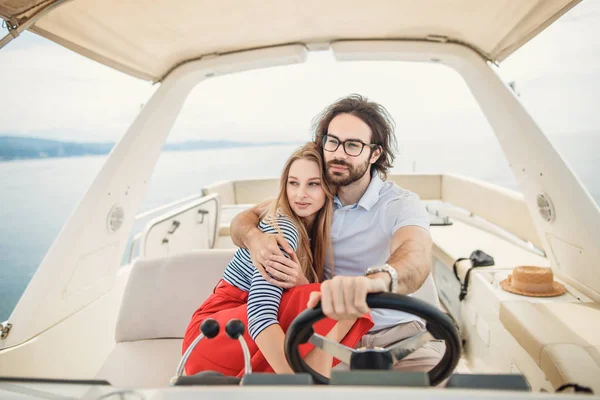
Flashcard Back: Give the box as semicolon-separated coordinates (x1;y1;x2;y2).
284;292;461;386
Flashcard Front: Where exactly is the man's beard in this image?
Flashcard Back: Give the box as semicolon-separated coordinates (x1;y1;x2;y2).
326;158;370;187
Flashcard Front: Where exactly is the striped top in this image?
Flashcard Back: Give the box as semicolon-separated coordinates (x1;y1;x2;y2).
222;214;299;340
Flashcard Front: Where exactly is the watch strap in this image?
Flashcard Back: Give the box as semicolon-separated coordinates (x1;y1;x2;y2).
365;264;398;293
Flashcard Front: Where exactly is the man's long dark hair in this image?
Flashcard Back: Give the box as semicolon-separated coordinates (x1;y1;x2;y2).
311;94;398;180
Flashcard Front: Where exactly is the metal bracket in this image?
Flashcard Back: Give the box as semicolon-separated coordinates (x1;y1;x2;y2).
197;209;209;224
1;322;12;339
167;220;181;234
426;34;449;43
6;17;20;38
1;0;73;50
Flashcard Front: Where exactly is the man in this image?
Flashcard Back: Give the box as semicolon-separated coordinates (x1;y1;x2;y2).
230;94;443;372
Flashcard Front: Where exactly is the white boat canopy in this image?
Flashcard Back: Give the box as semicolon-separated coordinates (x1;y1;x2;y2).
0;0;581;82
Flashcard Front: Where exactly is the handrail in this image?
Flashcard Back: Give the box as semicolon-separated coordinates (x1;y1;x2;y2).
134;193;205;220
127;194;206;264
138;194;220;259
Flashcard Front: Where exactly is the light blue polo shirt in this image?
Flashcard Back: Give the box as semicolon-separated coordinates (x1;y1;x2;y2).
326;173;430;332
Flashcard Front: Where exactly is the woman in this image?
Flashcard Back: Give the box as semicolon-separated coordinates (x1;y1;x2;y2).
182;143;373;377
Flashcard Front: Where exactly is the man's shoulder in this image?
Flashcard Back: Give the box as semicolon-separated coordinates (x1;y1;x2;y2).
378;180;422;204
376;179;430;232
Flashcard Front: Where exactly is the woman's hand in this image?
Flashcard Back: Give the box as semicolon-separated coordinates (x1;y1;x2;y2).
265;252;309;289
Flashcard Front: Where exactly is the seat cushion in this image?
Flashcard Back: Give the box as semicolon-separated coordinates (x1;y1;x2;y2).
96;339;182;388
116;249;236;342
97;250;239;388
499;301;600;391
541;344;600;390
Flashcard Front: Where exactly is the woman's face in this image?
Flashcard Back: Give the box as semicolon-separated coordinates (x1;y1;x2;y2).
287;158;327;219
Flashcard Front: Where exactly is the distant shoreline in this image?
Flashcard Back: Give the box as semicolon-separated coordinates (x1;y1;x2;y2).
0;136;301;162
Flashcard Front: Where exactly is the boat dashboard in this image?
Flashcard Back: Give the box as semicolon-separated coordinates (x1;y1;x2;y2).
1;373;582;400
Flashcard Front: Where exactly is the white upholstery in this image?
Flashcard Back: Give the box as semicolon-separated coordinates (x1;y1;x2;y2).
95;340;183;388
96;249;236;388
116;249;236;342
541;344;600;391
499;301;600;392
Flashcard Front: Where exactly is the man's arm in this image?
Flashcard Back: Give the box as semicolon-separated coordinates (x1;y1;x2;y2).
230;201;266;249
229;199;295;283
307;225;433;319
371;225;433;295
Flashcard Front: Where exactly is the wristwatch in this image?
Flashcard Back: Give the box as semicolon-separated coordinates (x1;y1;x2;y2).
364;264;398;293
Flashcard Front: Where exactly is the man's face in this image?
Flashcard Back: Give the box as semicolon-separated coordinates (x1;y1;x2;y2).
323;113;381;187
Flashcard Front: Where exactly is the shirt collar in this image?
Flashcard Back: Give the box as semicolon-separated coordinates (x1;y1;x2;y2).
333;172;384;211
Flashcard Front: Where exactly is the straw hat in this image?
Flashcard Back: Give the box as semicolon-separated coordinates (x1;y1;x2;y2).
500;266;566;297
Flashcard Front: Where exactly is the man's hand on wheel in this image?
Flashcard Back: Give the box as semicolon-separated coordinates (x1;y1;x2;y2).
307;275;388;320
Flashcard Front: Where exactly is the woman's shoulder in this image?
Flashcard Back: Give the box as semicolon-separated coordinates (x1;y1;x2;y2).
259;212;299;245
260;212;297;231
260;208;293;224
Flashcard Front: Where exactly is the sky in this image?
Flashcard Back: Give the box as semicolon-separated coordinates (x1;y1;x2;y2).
0;1;599;144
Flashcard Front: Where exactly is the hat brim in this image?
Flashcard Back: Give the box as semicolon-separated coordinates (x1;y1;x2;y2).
500;279;567;297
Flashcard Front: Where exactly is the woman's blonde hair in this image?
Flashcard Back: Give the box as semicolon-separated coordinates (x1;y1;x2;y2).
263;142;334;282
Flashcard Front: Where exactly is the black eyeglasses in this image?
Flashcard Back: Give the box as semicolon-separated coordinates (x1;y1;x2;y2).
322;134;378;157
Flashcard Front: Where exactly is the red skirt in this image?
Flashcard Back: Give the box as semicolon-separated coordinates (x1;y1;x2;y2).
182;279;374;377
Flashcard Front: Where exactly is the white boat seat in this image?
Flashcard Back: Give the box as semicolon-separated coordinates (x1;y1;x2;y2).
499;301;600;392
95;245;443;388
95;249;236;388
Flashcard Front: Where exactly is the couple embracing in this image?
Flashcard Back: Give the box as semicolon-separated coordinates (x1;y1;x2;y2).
182;94;443;377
